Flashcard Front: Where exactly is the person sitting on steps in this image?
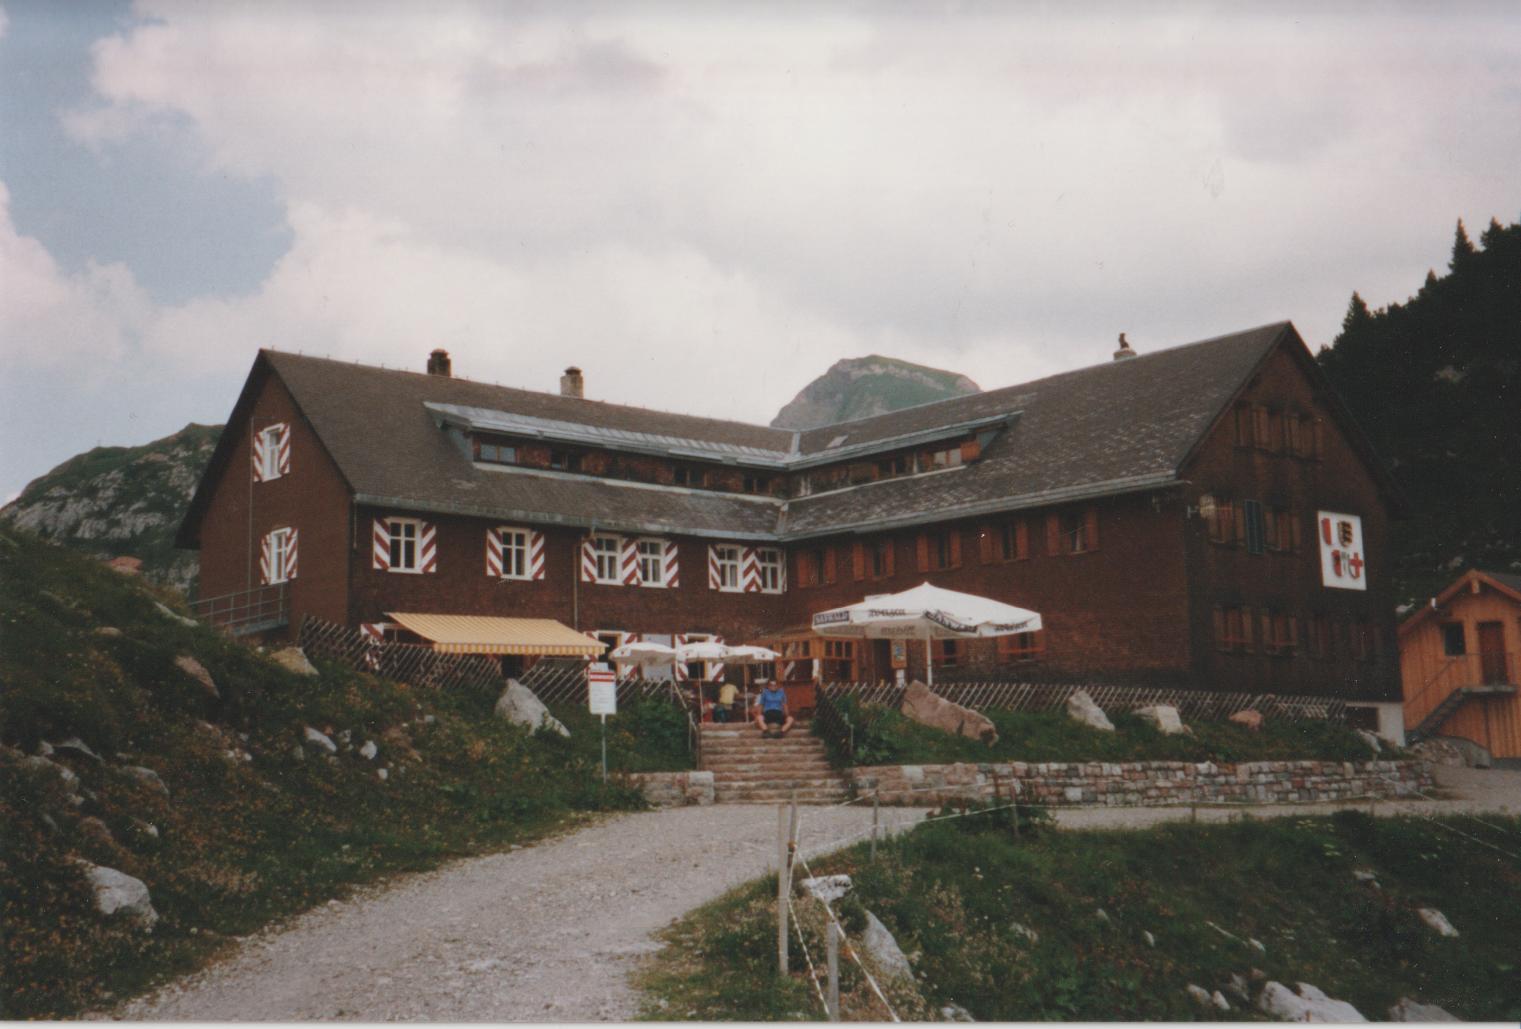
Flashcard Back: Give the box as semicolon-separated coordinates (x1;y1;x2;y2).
715;680;738;723
753;681;794;738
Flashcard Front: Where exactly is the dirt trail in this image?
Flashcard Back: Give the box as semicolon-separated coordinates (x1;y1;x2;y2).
104;766;1518;1022
106;804;926;1022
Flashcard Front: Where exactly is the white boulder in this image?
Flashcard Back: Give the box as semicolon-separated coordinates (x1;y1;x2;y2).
79;862;158;929
1186;984;1213;1010
359;740;379;761
1066;690;1115;732
1134;704;1188;735
303;727;338;754
54;737;104;762
272;647;319;677
124;765;169;795
1388;997;1459;1022
799;874;852;903
1417;908;1458;938
1257;981;1365;1022
174;655;220;698
494;680;570;737
1010;922;1039;944
1356;729;1382;753
1212;990;1232;1012
939;1003;975;1022
862;911;914;981
22;755;80;792
153;601;198;627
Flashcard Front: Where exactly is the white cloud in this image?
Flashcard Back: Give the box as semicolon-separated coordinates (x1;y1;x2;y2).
11;1;1520;440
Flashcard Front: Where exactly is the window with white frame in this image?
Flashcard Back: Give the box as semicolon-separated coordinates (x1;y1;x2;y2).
498;527;529;579
267;527;294;583
636;538;664;586
254;423;289;481
756;547;784;593
387;519;421;571
592;535;622;583
714;545;741;591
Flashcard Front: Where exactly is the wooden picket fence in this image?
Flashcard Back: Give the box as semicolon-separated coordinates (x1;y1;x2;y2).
819;680;1346;722
297;616;504;696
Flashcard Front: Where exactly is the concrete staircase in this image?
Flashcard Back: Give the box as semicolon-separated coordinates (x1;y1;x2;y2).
699;723;851;804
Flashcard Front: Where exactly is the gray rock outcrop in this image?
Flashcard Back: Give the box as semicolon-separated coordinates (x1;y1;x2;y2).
900;680;998;744
1134;704;1188;735
862;911;914;981
1066;690;1114;732
1417;907;1458;937
494;680;570;737
800;875;852;903
272;647;319;677
79;862;159;929
1387;997;1459;1022
303;727;338;754
175;655;220;698
124;765;169;795
1257;981;1365;1022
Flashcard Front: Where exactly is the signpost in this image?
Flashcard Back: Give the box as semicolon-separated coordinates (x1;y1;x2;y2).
588;663;616;782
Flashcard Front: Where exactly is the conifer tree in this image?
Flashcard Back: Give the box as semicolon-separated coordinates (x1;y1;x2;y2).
1341;291;1372;333
1449;218;1476;270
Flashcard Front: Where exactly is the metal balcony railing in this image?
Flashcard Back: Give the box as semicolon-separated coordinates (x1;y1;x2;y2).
189;583;288;636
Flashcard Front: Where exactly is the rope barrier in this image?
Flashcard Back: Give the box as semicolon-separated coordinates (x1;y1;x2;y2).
1375;773;1521;841
786;890;830;1014
793;844;902;1024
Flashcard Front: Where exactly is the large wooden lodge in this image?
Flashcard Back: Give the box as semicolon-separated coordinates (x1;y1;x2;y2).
177;322;1405;733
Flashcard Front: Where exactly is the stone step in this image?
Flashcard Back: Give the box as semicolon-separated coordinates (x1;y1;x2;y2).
708;776;851;790
714;788;852;804
702;761;837;773
701;741;828;753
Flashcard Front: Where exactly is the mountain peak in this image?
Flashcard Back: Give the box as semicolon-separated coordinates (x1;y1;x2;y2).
770;356;980;430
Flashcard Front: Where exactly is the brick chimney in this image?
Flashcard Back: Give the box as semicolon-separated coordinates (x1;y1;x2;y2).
426;349;452;376
560;366;584;398
1113;332;1136;361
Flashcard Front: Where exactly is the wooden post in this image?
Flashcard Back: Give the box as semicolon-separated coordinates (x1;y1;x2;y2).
777;803;790;976
826;922;841;1021
1007;773;1020;842
871;789;880;861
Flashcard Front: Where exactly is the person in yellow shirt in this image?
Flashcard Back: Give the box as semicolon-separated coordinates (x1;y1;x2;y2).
715;681;739;723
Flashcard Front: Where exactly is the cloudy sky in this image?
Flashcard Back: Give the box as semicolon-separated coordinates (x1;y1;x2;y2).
2;1;1518;502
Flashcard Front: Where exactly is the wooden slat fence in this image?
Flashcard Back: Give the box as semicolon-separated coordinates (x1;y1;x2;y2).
298;616;504;696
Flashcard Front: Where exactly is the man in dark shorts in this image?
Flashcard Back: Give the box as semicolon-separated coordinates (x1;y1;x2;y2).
752;681;794;737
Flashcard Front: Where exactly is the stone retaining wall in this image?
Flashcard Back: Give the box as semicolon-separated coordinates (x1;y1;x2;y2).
846;759;1431;807
627;770;714;807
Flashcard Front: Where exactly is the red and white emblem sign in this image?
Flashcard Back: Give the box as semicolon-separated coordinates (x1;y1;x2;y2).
1317;510;1367;591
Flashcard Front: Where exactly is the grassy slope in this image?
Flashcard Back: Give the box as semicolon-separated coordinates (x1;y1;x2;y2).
0;526;642;1018
824;705;1383;767
639;809;1521;1021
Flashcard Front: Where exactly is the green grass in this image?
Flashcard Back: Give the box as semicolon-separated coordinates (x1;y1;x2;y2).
638;807;1521;1021
823;701;1384;767
0;526;642;1018
551;698;695;773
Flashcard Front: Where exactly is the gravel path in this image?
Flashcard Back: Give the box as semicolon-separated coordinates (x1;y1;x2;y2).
105;766;1519;1022
107;805;927;1022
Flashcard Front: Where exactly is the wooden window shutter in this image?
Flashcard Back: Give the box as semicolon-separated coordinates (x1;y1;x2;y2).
824;547;837;584
916;533;930;572
1015;520;1029;560
1232;504;1245;545
1084;507;1099;551
852;542;866;581
978;527;994;564
1242;608;1254;651
948;531;962;568
1045;513;1061;556
1213;608;1226;651
960;440;980;463
884;541;896;577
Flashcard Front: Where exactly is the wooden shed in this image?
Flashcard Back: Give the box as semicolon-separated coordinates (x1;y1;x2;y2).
1399;569;1521;760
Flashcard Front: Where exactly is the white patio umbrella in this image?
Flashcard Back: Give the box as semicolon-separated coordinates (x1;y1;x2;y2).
721;644;780;714
810;581;1042;687
608;640;677;673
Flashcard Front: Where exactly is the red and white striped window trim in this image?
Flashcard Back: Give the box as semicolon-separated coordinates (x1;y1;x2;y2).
372;517;437;574
487;526;546;581
260;526;297;585
252;422;291;482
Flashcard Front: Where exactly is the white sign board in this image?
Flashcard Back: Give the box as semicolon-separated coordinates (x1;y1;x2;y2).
588;663;617;715
1317;510;1367;591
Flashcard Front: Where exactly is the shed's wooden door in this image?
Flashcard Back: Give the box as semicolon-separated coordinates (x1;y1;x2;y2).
1477;622;1506;684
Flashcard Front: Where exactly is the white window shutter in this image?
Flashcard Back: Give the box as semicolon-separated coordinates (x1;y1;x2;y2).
486;528;502;577
621;537;639;586
707;546;721;590
419;522;437;573
259;532;273;584
275;423;290;476
742;547;760;592
287;528;298;580
580;538;596;582
663;540;680;589
530;531;546;580
372;519;391;570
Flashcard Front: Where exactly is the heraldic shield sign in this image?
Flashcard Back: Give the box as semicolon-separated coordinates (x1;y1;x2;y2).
1317;510;1367;591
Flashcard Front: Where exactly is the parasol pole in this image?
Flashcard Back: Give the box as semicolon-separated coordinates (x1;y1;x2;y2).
924;626;933;688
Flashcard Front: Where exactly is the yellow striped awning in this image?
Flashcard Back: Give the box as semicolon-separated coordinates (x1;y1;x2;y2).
385;612;603;657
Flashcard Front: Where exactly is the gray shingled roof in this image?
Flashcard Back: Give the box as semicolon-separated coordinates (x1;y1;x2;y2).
784;323;1292;534
234;323;1290;541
